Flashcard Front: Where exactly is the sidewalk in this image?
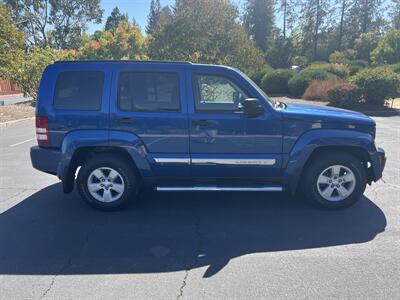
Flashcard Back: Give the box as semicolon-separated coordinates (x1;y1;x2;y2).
0;94;32;106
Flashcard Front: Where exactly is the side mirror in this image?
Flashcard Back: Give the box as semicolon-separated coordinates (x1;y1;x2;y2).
243;98;264;116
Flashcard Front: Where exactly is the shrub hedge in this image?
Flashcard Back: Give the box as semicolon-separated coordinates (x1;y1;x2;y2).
306;63;350;78
345;60;369;75
390;63;400;73
288;69;334;97
327;83;361;108
303;79;342;101
350;67;400;106
261;68;295;94
250;65;274;86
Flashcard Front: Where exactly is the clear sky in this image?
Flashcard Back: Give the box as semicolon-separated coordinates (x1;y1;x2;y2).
91;0;244;33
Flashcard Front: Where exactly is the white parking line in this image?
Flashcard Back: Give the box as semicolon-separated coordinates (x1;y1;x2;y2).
9;137;36;148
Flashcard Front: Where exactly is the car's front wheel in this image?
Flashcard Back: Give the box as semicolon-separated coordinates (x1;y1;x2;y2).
302;152;367;209
77;154;139;210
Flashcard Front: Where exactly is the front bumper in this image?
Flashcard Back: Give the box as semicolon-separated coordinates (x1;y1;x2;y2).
30;146;61;176
370;147;386;182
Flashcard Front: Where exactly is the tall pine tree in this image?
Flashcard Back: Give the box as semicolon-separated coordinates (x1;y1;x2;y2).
278;0;296;39
243;0;275;52
105;7;128;32
297;0;330;60
146;0;161;35
345;0;384;47
390;0;400;29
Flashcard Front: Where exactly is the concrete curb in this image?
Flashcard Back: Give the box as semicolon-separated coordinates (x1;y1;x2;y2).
0;117;35;128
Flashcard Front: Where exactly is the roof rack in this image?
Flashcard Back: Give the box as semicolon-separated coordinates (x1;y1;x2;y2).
54;60;192;64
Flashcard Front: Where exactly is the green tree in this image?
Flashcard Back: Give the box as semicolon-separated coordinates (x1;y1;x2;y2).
353;32;381;61
80;20;147;60
148;0;264;74
105;7;128;32
4;0;50;46
5;0;103;49
278;0;296;39
158;6;173;29
390;0;400;29
337;0;347;50
4;46;75;100
146;0;161;35
243;0;275;52
49;0;103;49
266;34;293;68
345;0;384;47
371;29;400;64
296;0;331;61
0;4;25;78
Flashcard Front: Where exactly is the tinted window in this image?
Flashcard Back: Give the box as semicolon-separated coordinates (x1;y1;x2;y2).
118;72;180;112
193;75;248;112
54;71;104;110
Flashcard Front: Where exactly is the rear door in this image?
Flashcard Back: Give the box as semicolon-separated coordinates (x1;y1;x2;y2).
109;65;190;177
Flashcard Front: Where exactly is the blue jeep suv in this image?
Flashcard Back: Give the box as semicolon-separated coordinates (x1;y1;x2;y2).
30;61;386;210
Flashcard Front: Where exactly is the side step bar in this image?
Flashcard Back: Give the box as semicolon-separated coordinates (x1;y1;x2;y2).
156;186;283;192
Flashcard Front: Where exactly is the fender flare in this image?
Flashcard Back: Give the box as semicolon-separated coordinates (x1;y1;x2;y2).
283;129;376;194
57;130;152;193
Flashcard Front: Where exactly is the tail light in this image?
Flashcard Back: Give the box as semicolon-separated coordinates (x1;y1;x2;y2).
36;116;50;147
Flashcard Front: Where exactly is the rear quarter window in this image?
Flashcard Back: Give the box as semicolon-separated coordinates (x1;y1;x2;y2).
53;71;104;110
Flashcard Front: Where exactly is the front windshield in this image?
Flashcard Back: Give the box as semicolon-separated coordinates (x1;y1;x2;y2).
236;69;275;107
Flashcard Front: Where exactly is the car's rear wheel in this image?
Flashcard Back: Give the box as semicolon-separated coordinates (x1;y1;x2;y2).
77;154;139;210
302;152;367;209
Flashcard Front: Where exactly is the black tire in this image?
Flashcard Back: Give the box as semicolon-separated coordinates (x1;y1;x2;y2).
301;152;367;209
77;154;139;211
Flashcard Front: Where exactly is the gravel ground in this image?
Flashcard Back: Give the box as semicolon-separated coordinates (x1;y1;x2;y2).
0;103;35;123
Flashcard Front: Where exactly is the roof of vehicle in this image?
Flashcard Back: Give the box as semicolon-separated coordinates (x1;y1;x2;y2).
55;60;193;65
53;60;234;70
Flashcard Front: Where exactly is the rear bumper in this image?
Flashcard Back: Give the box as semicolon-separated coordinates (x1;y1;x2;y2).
370;147;386;181
30;146;61;176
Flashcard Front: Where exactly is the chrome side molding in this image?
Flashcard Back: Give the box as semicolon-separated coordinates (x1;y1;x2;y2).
191;158;276;165
156;186;283;192
153;157;276;166
153;158;190;164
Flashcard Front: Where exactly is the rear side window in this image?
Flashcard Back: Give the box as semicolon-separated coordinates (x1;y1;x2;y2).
54;71;104;110
118;72;180;112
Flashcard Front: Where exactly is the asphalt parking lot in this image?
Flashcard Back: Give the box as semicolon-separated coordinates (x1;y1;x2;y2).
0;116;399;299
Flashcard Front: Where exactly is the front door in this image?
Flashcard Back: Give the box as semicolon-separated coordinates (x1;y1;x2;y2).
187;70;282;180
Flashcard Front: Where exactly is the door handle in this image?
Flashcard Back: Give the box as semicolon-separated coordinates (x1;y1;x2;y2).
116;117;135;124
192;119;212;126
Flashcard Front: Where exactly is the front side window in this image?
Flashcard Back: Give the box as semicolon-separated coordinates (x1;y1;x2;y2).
54;71;104;110
118;72;180;112
193;74;249;112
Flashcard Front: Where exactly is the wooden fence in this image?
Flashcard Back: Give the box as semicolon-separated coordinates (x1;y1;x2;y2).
0;80;21;95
